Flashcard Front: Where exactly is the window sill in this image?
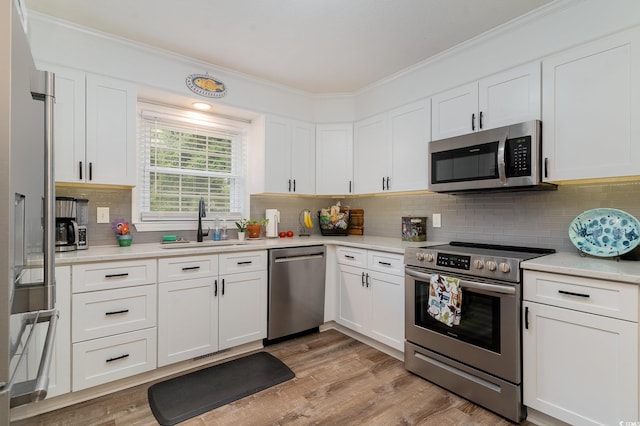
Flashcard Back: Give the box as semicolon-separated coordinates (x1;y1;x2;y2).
133;220;227;233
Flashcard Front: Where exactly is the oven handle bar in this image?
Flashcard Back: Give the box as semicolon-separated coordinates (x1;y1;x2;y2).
405;267;516;295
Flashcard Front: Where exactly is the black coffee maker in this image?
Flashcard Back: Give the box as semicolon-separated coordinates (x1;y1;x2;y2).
55;196;78;252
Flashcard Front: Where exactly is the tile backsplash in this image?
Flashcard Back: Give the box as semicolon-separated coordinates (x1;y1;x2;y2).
59;181;640;253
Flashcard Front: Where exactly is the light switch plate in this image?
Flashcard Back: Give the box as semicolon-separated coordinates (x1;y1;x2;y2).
432;213;441;228
96;207;110;224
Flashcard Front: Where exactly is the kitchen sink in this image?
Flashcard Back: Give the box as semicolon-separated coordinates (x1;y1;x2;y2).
160;240;249;249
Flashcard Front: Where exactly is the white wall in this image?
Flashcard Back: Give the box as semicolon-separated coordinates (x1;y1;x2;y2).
353;0;640;120
26;0;640;124
26;12;319;122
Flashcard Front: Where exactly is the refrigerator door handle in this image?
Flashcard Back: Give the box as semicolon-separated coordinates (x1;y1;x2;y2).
9;309;58;407
31;70;56;310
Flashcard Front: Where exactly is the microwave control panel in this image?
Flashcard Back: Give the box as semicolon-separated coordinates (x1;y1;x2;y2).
505;136;531;177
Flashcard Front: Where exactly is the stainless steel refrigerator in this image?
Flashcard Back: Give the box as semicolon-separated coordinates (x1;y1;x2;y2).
1;0;56;423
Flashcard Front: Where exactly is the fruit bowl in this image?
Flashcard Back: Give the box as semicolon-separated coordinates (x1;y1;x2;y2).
318;210;349;236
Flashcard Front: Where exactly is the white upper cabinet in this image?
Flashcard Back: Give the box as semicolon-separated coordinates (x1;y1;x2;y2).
85;74;137;186
354;99;430;194
50;65;137;186
432;62;541;140
354;113;388;194
542;28;640;182
264;115;315;194
316;123;354;195
431;82;478;141
51;67;86;184
388;100;431;193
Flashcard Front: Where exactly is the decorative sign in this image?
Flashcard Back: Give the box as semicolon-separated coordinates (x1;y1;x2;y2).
185;73;227;98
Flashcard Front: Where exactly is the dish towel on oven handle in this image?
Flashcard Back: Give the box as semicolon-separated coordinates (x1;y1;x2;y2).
427;274;462;327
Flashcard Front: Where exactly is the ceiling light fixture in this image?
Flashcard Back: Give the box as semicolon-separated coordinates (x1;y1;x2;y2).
192;102;212;111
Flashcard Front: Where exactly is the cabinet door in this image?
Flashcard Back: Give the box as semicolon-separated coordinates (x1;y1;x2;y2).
523;301;638;425
388;100;431;192
368;270;404;351
353;113;388;194
85;74;137;186
316;123;353;195
51;67;86;183
264;115;292;193
290;120;315;194
337;264;369;334
431;82;478;140
157;277;218;367
478;62;540;130
218;270;267;350
542;28;640;182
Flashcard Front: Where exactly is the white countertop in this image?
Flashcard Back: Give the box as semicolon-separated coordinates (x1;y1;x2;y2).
55;235;441;265
522;252;640;285
56;237;640;285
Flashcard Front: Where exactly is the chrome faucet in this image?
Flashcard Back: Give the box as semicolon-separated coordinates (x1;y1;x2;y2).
196;197;209;242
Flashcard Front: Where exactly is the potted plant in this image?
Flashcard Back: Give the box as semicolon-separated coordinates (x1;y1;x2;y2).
112;219;133;247
235;219;248;241
245;218;269;239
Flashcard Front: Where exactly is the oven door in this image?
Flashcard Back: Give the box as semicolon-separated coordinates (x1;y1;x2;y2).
405;266;521;384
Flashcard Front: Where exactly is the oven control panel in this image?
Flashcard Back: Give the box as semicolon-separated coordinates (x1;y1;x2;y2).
408;249;522;282
436;253;470;270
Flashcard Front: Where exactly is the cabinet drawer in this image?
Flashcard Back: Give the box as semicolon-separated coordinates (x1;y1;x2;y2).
219;250;267;275
524;271;638;321
367;251;404;276
336;247;367;267
158;254;218;282
72;328;157;391
72;259;157;293
72;285;157;342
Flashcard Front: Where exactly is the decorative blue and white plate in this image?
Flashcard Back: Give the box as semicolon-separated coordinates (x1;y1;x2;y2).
568;208;640;257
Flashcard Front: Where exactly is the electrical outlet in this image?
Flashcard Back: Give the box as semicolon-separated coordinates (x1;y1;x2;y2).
432;213;442;228
96;207;110;224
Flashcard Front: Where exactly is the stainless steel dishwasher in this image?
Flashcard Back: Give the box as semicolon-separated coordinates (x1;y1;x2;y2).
267;245;326;341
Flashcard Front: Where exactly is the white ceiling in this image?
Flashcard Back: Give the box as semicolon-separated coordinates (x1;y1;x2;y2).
25;0;553;94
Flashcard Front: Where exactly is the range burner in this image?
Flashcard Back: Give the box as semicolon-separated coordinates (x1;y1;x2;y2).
405;241;555;283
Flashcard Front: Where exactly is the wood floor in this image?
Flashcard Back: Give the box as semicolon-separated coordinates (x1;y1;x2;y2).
13;330;528;425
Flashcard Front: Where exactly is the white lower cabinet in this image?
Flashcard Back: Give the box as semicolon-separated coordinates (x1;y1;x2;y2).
72;328;157;391
336;248;404;351
523;270;639;425
218;270;267;350
71;261;158;391
158;276;218;366
157;251;267;367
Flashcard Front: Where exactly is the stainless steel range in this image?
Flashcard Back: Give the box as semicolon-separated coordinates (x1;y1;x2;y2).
404;242;554;422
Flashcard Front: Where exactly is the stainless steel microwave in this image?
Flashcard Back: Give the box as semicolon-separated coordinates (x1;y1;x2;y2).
428;120;556;193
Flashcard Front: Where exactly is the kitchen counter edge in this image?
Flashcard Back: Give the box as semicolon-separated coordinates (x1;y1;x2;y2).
55;236;441;265
522;252;640;285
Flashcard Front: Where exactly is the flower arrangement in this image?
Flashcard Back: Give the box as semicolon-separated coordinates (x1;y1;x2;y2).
112;219;130;235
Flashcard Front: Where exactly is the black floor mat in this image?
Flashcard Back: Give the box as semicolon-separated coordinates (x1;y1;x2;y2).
148;351;295;425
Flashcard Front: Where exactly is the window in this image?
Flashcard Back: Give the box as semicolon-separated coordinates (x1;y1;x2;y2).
135;102;248;231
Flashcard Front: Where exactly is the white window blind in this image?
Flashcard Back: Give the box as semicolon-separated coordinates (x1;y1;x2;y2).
138;107;245;222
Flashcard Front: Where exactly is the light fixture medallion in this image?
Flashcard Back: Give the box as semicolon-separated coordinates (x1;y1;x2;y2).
186;73;227;98
192;102;212;111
